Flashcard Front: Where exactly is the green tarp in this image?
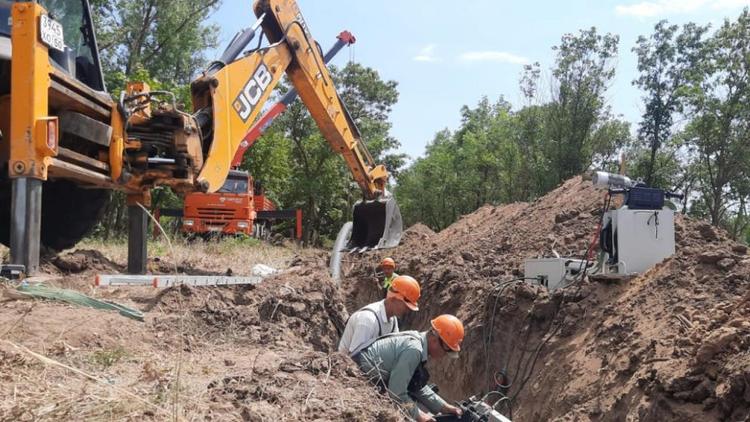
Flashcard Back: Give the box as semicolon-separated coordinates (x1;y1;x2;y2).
15;283;145;322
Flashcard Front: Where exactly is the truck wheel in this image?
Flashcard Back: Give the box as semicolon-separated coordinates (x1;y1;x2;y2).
41;180;110;250
0;178;109;251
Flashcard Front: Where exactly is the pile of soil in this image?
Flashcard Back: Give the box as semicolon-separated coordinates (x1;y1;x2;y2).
344;176;750;421
0;253;403;421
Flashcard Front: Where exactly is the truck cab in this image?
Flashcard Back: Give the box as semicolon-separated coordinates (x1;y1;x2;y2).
182;170;255;236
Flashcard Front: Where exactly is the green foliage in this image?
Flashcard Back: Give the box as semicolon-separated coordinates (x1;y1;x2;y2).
679;9;750;232
396;28;630;231
632;20;707;186
237;63;404;245
90;346;128;368
91;0;220;102
547;28;620;182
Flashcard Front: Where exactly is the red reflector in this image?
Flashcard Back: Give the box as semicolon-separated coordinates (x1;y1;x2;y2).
46;120;57;150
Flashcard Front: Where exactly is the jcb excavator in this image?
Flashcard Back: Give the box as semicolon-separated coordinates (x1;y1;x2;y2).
0;0;402;274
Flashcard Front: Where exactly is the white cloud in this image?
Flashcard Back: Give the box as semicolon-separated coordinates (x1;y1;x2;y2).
413;44;440;62
458;51;530;65
615;0;750;18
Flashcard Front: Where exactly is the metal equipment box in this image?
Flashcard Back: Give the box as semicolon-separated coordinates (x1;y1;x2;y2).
603;206;675;274
524;257;588;291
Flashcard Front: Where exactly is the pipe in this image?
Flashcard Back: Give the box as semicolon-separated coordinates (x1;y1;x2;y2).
329;221;353;284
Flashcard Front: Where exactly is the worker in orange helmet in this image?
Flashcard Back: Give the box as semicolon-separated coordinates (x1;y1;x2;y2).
353;314;466;421
339;275;421;357
380;257;398;291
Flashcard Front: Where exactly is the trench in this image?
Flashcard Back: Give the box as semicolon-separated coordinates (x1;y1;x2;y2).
333;177;750;421
338;263;606;421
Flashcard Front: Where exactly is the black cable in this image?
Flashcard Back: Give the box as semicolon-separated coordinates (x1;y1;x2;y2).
482;194;615;411
483;277;534;391
510;321;562;403
563;193;611;289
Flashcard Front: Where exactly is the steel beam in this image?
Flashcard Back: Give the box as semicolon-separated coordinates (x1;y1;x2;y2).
127;205;148;274
10;178;42;274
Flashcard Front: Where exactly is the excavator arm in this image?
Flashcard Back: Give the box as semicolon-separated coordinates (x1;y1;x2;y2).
231;30;356;168
192;0;387;198
189;0;401;248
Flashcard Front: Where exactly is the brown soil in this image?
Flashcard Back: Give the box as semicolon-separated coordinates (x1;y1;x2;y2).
0;250;403;421
3;176;749;421
343;176;750;421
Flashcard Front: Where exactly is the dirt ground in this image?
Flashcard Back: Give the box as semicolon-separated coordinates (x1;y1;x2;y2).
343;176;750;421
0;240;404;421
2;176;749;421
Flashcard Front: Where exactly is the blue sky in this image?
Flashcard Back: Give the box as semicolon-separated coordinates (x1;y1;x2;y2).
209;0;750;160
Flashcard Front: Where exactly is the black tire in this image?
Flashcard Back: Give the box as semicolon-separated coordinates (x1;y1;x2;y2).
0;178;109;251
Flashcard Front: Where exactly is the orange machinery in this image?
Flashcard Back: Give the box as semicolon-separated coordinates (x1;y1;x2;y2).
156;170;302;240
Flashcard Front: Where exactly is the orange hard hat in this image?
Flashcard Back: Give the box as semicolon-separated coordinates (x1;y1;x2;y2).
386;275;420;311
381;257;396;268
431;314;464;352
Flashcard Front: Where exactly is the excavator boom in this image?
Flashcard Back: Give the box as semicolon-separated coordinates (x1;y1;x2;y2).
191;0;401;249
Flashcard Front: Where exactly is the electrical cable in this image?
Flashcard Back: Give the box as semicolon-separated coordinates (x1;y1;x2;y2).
480;193;616;414
483;277;533;391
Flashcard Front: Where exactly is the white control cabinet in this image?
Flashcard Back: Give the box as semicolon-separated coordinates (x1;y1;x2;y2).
524;257;588;291
603;206;675;274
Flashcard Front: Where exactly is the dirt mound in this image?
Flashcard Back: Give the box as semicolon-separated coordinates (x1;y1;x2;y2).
1;253;404;421
343;176;750;421
150;257;349;352
49;249;123;274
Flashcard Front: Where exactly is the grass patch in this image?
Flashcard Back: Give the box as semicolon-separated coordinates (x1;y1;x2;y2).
90;346;128;368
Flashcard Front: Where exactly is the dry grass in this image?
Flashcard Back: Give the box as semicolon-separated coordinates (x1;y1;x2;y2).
75;236;308;275
0;237;346;421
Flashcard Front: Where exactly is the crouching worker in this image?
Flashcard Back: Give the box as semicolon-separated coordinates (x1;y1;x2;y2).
353;314;465;422
338;275;421;356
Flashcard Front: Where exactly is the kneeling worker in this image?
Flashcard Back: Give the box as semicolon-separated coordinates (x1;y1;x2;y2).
354;314;465;421
338;275;421;356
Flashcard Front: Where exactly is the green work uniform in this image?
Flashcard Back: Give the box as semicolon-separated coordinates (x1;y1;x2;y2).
354;331;447;419
383;272;399;290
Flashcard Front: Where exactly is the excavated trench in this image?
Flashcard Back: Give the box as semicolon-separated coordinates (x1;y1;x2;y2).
340;177;750;421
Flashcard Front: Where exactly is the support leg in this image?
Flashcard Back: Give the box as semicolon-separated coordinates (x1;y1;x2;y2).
10;177;42;274
127;205;148;274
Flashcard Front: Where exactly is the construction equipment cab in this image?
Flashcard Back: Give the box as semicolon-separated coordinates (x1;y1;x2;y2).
0;0;401;274
182;170;255;237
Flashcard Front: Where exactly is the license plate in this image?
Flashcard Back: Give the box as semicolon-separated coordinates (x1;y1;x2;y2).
208;226;223;232
40;15;64;52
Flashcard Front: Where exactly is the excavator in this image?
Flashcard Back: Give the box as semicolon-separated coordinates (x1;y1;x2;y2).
173;31;355;241
0;0;402;275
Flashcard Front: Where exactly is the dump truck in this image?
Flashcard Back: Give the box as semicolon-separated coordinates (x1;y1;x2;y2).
166;170;302;241
0;0;401;274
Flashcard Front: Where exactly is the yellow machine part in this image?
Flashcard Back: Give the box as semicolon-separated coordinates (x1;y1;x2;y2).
196;47;292;192
9;2;56;180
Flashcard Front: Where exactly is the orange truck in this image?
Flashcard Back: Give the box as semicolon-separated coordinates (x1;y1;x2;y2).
182;170;255;236
157;169;302;240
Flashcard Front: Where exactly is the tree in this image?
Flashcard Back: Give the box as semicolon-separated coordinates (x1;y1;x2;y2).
91;0;220;96
247;63;404;245
633;20;707;186
546;27;619;182
681;10;750;229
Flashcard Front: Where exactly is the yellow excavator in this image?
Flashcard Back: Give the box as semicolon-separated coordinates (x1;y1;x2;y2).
0;0;401;274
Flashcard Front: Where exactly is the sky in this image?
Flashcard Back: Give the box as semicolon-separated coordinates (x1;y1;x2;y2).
209;0;750;160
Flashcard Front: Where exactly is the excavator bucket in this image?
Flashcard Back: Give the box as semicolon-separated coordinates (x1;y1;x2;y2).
349;197;403;249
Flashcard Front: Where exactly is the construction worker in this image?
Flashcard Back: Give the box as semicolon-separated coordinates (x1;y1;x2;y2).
353;314;465;422
339;275;421;356
381;257;398;290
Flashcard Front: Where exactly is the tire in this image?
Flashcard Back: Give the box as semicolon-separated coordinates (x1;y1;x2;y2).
0;178;109;251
